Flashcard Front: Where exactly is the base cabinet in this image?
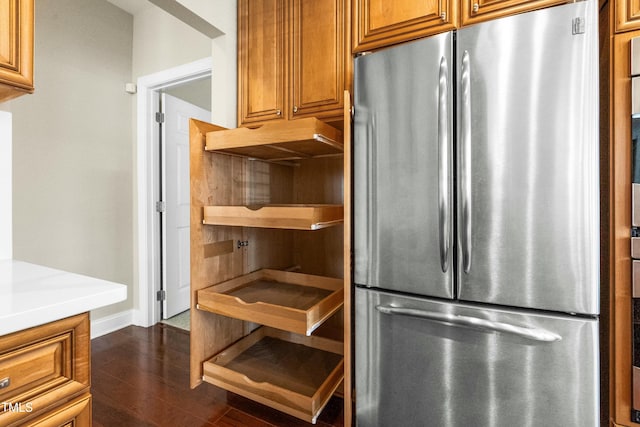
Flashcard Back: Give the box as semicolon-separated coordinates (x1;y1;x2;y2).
0;313;91;427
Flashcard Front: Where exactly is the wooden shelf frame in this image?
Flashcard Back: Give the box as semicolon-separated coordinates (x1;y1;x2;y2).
197;269;344;336
205;117;344;161
202;204;344;230
203;326;344;424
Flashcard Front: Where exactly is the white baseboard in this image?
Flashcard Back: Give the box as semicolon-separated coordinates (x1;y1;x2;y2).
90;309;134;339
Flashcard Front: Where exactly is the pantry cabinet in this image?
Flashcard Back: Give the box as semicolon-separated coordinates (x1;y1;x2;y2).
190;93;352;424
0;0;34;102
238;0;349;127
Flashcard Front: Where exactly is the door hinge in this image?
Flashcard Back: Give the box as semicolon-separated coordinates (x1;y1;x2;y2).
156;289;166;301
155;112;165;123
237;240;249;249
156;201;166;213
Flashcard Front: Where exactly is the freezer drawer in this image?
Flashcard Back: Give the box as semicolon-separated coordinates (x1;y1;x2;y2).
355;288;599;427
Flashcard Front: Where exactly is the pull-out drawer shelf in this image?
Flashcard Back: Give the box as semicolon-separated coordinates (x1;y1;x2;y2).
197;269;343;336
202;204;344;231
203;326;344;424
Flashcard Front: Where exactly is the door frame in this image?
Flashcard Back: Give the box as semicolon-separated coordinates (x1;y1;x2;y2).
134;57;212;327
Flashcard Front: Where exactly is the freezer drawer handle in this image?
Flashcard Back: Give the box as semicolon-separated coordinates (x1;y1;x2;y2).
375;305;562;342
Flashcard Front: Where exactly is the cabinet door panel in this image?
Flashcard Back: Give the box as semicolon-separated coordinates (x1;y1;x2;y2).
0;0;34;100
353;0;456;53
290;0;345;120
238;0;286;126
461;0;567;26
616;0;640;32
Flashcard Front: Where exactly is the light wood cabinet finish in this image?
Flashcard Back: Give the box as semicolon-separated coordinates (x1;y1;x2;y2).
190;95;352;423
290;0;346;120
609;26;638;427
353;0;576;52
238;0;287;125
617;0;640;32
238;0;349;126
0;0;34;102
0;313;91;427
352;0;457;53
460;0;566;26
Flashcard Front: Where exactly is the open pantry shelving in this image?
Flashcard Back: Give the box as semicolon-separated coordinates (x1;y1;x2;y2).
189;93;352;424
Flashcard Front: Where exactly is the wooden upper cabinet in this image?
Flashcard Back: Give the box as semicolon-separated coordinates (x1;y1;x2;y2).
0;0;34;102
460;0;567;26
616;0;640;32
238;0;287;126
290;0;345;120
238;0;349;127
352;0;457;53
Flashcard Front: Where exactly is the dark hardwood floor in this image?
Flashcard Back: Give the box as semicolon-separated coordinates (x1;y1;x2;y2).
91;324;345;427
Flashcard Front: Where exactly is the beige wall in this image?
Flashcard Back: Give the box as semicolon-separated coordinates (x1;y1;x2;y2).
0;0;135;317
0;0;237;328
132;5;211;80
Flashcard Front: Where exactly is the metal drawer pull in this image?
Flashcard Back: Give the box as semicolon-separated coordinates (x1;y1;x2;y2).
376;305;562;342
0;377;9;389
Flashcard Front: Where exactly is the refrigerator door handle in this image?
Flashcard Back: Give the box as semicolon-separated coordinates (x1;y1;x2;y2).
438;56;451;273
375;305;563;342
460;50;473;273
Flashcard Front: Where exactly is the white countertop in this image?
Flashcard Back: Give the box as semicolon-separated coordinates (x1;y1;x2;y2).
0;260;127;336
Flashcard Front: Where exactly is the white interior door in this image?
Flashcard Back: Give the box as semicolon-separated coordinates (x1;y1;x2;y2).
162;93;210;319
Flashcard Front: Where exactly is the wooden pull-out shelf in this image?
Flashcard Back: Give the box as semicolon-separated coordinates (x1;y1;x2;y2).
205;118;343;161
203;326;344;424
202;204;343;230
197;269;343;336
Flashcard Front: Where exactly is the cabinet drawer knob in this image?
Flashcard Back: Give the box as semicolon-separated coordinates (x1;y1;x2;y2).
472;3;479;12
440;12;446;21
0;377;9;390
275;109;281;116
293;106;298;113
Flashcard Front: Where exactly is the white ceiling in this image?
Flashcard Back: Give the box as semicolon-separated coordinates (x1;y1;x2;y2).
105;0;152;15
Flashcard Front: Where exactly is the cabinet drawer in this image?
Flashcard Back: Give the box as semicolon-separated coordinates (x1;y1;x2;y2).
26;394;91;427
0;314;90;426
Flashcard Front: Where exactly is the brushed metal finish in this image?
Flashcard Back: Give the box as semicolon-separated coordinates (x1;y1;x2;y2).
634;367;640;409
455;0;599;315
632;37;640;76
632;237;640;259
634;260;640;298
633;77;640;116
460;50;472;274
438;56;452;273
353;33;454;298
375;305;562;342
634;184;640;227
356;287;600;427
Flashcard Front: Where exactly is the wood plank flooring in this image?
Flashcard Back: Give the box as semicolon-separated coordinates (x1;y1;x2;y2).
91;324;345;427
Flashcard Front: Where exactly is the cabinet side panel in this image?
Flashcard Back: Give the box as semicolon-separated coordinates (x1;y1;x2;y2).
190;120;247;388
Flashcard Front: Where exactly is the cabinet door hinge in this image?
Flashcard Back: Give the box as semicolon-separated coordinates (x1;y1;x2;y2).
155;112;165;123
156;201;166;213
156;289;166;301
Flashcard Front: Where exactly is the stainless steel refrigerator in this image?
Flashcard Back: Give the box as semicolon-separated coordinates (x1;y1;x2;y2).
353;1;600;426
